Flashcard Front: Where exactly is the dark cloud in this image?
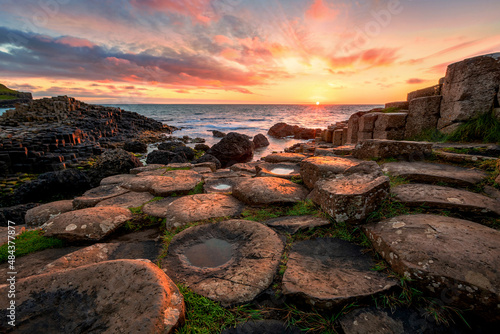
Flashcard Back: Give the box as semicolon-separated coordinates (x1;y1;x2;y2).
406;78;427;84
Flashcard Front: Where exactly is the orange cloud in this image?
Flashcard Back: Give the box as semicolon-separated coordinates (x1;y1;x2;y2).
130;0;212;24
214;35;233;45
220;48;240;60
327;48;399;69
305;0;339;21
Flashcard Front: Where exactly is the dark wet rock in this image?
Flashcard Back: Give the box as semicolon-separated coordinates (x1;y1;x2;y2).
89;148;142;181
300;156;382;189
268;122;320;139
310;174;390;223
43;206;133;242
364;214;500;321
222;320;301;334
264;215;330;234
14;169;92;204
39;242;163;275
150;170;202;197
196;153;222;169
194;143;210;152
253;133;270;149
207;132;255;168
95;191;154;209
142;198;177;218
172;146;195;160
282;238;396;310
123;140;147;153
0;203;40;226
163;219;284;306
339;307;466;334
25;200;74;227
165;194;245;228
146;150;189;165
73;184;130;209
256;162;301;180
382;161;487;187
232;177;309;205
0;259;185;333
212;130;227;138
158;141;185;151
392;184;500;216
263;153;307;163
353;140;432;161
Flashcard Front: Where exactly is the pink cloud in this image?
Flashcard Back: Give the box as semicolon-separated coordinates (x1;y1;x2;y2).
327;48;399;69
406;78;427;84
130;0;212;24
305;0;339;21
56;36;95;48
214;35;233;45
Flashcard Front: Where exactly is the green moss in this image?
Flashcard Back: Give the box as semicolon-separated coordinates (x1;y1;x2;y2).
407;128;448;142
0;95;16;100
283;303;358;333
381;106;401;113
163;166;192;171
241;200;320;222
188;181;204;195
290;176;304;185
0;230;64;263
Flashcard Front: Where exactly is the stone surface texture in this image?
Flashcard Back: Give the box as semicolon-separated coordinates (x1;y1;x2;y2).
353;140;432;161
25;200;74;227
232;177;309;205
95;191;154;209
405;96;442;139
206;132;254;168
264;215;330;234
72;185;130;209
263;153;306;163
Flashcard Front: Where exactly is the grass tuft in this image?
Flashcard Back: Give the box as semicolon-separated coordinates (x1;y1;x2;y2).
188;181;204;195
241;200;320;222
0;230;64;263
447;110;500;144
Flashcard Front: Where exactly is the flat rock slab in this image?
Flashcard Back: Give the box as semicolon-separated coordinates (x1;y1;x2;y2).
96;191;154;209
0;259;185;333
382;161;487;187
25;200;74;227
222;320;301;334
150;170;202;196
142;198;177;218
232;177;309;205
203;177;244;194
264;215;330;234
310;174;390;223
392;184;500;216
256;162;301;179
130;164;166;174
263;153;307;163
300;156;381;189
353;140;432;160
40;242;163;275
339;307;465;334
164;219;284;306
73;185;130;209
43;207;133;242
364;214;500;321
282;238;396;310
165;194;245;228
100;173;138;185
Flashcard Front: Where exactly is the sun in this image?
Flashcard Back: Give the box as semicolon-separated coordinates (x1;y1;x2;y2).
316;101;320;105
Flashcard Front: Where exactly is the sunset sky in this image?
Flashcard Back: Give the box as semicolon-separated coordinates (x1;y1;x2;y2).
1;0;499;104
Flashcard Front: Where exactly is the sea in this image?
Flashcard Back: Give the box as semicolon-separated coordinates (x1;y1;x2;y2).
1;104;382;159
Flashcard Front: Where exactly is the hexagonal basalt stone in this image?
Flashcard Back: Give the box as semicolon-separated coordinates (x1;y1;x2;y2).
25;200;74;227
263;153;306;163
282;238;396;310
0;259;185;333
163;219;284;306
100;173;138;186
95;191;154;209
73;185;130;209
165;194;245;228
150;170;202;197
310;174;390;223
43;207;133;242
364;214;500;321
264;215;330;234
255;162;301;179
232;177;309;205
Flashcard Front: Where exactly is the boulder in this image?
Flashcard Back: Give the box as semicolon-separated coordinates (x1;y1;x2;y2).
25;200;74;227
211;130;227;138
407;84;442;102
194;143;210;152
0;203;40;227
146;150;189;165
90;148;142;180
14;169;92;204
353;140;432;161
253;133;270;148
207;132;254;168
300;156;381;189
364;214;500;321
310;174;390;223
0;259;185;333
73;185;130;209
268;122;319;139
405;96;442;139
374;113;408;131
95;191;154;209
232;177;309;205
123;140;148;153
438;53;500;132
392;184;500;216
264;215;330;234
163;220;284;306
382;161;487;187
196;153;222;169
165;194;244;228
172;146;195;160
43;206;133;242
263;153;307;163
282;238;396;310
158;141;186;151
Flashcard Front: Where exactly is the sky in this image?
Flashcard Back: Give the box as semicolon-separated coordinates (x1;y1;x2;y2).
0;0;499;104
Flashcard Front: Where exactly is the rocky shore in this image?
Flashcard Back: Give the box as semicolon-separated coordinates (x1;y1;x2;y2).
0;53;499;333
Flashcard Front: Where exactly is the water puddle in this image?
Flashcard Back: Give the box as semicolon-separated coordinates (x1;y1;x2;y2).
270;167;295;175
184;238;233;268
213;184;232;190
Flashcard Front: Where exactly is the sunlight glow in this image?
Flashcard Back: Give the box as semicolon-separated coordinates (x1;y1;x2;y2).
316;101;320;105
